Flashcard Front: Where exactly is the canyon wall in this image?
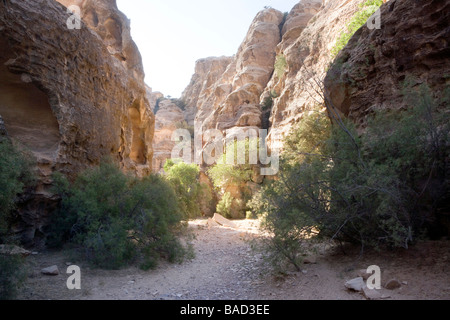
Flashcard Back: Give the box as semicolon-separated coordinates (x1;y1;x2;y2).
178;0;368;156
0;0;154;246
325;0;450;124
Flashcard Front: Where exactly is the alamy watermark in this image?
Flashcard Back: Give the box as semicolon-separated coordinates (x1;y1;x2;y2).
66;5;82;30
366;265;381;290
367;8;382;30
171;126;281;176
66;265;81;290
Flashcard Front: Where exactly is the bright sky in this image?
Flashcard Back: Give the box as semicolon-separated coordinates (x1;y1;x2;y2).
116;0;301;98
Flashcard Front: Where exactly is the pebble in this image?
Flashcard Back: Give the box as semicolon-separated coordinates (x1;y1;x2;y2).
385;279;402;290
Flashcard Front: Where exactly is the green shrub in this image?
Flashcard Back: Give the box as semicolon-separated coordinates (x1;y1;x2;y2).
0;138;33;299
331;0;383;59
0;254;27;300
216;192;234;219
164;160;211;219
0;139;34;236
274;54;287;79
207;139;255;190
47;161;192;270
208;139;256;219
250;85;449;271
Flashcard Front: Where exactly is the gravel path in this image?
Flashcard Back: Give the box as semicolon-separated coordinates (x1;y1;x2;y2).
18;219;450;300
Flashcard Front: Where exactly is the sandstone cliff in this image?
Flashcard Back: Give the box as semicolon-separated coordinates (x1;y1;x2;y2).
0;0;154;245
264;0;366;148
152;99;185;173
179;1;367;155
324;0;450;124
181;8;285;149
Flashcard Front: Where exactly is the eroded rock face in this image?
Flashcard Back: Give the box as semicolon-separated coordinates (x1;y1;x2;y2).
0;0;154;246
56;0;145;81
181;56;234;127
152;100;185;173
265;0;365;149
324;0;450;125
200;8;285;134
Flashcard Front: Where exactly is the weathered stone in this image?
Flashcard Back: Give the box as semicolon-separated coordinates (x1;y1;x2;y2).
266;0;364;150
41;265;60;276
357;269;372;281
182;8;285;155
151;99;185;173
385;279;402;290
207;218;220;228
0;245;31;257
213;213;237;229
362;287;383;300
324;0;450;127
345;277;366;292
0;0;154;245
303;255;317;264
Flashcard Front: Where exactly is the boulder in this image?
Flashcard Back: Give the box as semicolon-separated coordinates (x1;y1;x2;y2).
41;265;60;276
362;287;383;300
213;213;237;229
0;245;31;257
303;255;317;264
384;279;402;290
345;277;366;292
357;269;372;280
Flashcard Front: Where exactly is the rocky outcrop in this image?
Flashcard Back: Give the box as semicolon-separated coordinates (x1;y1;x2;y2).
182;8;284;154
0;0;154;246
56;0;145;82
324;0;450;125
200;8;285;134
180;0;361;151
264;0;365;149
181;56;234;127
152;100;185;173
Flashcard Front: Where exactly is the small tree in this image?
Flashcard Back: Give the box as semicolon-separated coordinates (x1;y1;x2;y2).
164;160;211;219
208;139;257;219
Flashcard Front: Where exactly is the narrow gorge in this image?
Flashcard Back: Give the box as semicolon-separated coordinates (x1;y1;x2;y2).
0;0;449;302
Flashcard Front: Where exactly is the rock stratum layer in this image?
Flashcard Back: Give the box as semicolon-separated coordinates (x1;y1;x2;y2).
178;0;365;155
0;0;154;246
179;0;449;153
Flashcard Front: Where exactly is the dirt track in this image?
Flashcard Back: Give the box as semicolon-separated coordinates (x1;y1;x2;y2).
17;219;450;300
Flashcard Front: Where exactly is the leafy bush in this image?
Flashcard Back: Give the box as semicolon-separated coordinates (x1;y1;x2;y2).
208;139;256;190
250;85;449;270
0;138;33;299
164;159;211;219
331;0;383;58
0;138;34;236
274;54;287;79
0;254;27;300
216;192;234;219
47;161;192;270
208;139;257;219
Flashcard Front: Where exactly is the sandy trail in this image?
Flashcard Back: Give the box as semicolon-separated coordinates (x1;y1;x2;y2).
18;219;450;300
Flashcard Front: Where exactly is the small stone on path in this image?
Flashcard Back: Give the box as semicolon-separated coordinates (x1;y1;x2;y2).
41;265;59;276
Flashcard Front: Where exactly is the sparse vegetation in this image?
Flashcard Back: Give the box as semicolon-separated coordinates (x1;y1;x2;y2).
47;161;193;270
330;0;383;59
164;159;212;219
0;254;27;300
249;84;449;271
171;98;187;111
0;138;34;300
274;54;287;79
208;139;257;219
